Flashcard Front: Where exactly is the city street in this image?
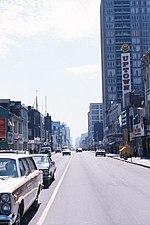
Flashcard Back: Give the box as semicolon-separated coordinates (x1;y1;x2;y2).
22;151;150;225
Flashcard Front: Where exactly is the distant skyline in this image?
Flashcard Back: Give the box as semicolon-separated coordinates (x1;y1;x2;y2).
0;0;102;142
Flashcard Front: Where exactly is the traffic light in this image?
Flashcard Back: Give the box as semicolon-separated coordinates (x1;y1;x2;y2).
121;110;127;126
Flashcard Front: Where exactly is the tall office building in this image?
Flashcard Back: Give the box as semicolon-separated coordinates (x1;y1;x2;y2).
100;0;150;136
88;103;103;145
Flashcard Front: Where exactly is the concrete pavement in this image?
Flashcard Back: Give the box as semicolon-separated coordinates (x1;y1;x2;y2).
107;153;150;169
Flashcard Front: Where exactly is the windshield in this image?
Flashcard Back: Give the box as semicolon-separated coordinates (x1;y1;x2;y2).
0;158;18;178
33;156;49;164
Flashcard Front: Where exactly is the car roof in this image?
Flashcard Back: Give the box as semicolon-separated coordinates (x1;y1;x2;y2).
41;147;51;149
0;149;30;154
32;154;49;157
0;153;32;159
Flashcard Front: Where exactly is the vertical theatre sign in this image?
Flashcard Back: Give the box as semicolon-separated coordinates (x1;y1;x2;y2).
121;44;131;108
0;118;6;141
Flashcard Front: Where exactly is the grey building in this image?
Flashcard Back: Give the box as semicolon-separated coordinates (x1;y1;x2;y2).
28;106;42;153
100;0;148;138
88;103;103;147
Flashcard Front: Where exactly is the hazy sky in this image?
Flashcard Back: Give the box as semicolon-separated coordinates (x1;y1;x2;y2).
0;0;102;142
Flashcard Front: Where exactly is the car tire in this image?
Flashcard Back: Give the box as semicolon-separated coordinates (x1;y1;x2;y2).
51;173;55;181
31;194;39;211
44;179;50;188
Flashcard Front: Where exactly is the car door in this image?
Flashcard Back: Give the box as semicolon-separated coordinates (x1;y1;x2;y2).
18;158;34;212
26;157;42;200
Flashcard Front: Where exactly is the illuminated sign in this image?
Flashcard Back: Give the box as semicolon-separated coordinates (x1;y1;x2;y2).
121;52;131;107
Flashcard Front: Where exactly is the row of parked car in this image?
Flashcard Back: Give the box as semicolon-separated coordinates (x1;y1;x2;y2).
0;149;57;225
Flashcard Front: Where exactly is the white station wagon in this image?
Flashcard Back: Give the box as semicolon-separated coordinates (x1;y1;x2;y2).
0;153;43;225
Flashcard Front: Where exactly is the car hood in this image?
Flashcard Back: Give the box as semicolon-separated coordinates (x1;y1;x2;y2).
0;177;27;192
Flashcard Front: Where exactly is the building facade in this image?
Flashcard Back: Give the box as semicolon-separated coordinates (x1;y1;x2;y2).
88;103;103;148
0;98;71;151
100;0;149;140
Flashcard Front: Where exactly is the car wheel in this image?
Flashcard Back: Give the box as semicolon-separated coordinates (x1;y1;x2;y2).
14;207;21;225
51;173;55;181
44;180;50;188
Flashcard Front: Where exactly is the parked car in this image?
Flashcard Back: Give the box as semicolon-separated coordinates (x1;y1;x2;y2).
95;148;106;157
0;153;43;225
119;145;132;160
62;148;71;156
32;154;56;188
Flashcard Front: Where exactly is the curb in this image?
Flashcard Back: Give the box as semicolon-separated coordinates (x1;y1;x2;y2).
108;155;150;169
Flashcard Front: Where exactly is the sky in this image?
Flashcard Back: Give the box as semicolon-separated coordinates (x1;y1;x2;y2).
0;0;102;143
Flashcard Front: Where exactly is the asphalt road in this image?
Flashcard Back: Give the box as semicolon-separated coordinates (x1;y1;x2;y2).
22;151;150;225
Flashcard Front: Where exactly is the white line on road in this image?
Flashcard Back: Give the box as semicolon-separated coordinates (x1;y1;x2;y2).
37;157;72;225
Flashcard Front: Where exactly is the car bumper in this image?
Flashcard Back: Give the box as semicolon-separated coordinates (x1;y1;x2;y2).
95;153;106;156
62;153;71;155
0;214;16;225
43;175;51;181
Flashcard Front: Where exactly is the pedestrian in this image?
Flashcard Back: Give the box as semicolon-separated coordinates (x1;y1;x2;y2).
29;149;33;154
138;146;143;158
133;146;137;157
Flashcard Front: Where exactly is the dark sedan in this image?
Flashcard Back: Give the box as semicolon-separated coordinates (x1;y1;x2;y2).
32;154;56;188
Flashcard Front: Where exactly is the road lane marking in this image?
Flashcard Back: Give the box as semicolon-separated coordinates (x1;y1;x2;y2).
37;157;72;225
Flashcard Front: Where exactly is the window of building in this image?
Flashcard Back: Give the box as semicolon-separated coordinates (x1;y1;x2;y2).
92;116;99;120
133;77;143;85
14;121;17;133
108;93;116;101
132;60;141;67
18;123;22;134
91;105;99;110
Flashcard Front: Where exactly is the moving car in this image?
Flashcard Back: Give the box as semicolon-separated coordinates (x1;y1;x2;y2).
55;147;62;153
0;153;43;225
95;148;106;157
32;154;56;188
40;146;51;156
76;147;82;152
62;147;71;156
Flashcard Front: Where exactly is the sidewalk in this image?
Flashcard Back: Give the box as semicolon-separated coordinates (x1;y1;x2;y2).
107;153;150;169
